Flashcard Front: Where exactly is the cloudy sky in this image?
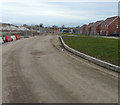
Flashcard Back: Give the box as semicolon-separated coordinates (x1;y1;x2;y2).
0;0;119;27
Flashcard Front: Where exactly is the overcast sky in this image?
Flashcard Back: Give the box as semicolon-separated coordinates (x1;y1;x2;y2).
0;0;118;27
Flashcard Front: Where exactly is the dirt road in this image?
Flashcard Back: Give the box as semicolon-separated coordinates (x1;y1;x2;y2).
2;34;118;103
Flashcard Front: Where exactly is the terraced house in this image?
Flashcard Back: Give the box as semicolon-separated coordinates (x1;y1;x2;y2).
90;20;104;35
86;23;94;35
100;16;119;36
80;24;87;34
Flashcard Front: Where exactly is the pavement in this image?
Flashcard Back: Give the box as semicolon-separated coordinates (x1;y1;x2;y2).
2;34;118;103
100;36;119;39
62;34;120;39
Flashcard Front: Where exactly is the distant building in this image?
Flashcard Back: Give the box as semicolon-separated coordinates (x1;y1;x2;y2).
73;28;80;34
61;28;73;33
100;16;119;36
0;23;30;36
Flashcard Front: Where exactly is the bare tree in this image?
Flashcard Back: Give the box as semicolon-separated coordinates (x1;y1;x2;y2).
62;25;65;29
40;24;43;27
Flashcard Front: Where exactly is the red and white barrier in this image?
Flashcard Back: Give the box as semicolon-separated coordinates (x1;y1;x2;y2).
3;36;12;42
0;37;3;44
15;35;20;40
11;35;16;41
2;35;21;44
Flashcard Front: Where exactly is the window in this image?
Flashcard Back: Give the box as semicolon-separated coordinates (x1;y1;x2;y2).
107;25;108;29
117;25;118;28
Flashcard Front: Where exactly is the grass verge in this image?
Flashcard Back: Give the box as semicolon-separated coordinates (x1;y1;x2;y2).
62;36;119;66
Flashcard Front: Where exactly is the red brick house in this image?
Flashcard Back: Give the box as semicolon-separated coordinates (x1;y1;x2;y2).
100;16;119;36
90;20;104;35
80;24;87;34
86;23;94;35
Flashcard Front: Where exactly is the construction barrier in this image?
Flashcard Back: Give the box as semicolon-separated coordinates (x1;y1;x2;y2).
11;35;16;41
0;37;3;44
4;36;12;42
2;35;21;44
15;35;20;40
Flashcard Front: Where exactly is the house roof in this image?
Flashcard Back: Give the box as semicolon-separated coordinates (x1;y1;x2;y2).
0;23;16;27
0;23;10;25
93;20;104;27
101;16;118;26
18;26;30;31
0;23;30;31
1;25;17;30
87;23;94;28
80;24;87;28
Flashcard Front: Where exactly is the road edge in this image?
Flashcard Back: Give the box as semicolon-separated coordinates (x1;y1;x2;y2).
59;36;120;72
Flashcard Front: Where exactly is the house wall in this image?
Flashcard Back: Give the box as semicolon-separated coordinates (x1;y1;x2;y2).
80;26;87;34
90;26;94;35
108;17;119;35
83;26;87;34
85;27;88;35
119;17;120;36
100;24;108;35
88;27;92;35
96;25;101;35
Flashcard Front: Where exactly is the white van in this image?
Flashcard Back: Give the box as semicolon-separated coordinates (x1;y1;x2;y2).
11;35;16;41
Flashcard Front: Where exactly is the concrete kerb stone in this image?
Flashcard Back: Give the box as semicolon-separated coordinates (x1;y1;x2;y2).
59;36;120;72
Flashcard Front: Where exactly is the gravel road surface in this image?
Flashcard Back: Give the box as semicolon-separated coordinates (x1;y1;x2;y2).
2;34;118;103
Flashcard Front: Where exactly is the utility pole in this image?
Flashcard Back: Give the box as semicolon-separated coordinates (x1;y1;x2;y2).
25;26;27;37
30;25;33;36
10;24;12;36
39;24;40;35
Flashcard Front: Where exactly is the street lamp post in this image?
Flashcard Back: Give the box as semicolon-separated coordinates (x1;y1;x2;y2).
39;24;40;35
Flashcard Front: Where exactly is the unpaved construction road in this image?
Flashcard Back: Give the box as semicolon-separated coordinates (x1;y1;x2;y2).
2;34;118;103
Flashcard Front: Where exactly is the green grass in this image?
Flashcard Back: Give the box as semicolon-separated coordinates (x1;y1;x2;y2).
62;36;119;66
